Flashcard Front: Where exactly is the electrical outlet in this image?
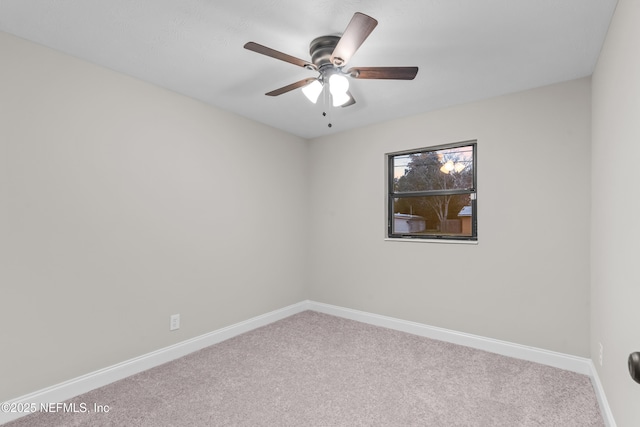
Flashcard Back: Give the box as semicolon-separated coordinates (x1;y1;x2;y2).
170;314;180;331
599;342;603;366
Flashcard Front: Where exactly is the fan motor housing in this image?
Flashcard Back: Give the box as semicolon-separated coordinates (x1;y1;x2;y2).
309;35;340;68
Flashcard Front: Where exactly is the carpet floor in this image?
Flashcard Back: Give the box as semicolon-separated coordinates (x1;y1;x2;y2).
5;311;604;426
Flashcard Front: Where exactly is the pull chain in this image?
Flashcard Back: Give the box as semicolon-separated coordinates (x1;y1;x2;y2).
321;87;332;128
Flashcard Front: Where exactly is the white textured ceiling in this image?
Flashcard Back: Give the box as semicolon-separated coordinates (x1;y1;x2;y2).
0;0;617;139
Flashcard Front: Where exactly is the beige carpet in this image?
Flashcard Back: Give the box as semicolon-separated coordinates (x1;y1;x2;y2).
5;311;604;426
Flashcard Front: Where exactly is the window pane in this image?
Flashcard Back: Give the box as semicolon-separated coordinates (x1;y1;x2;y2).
392;145;474;193
391;194;474;237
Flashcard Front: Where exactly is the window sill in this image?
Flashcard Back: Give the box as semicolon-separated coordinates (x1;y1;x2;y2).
385;238;478;245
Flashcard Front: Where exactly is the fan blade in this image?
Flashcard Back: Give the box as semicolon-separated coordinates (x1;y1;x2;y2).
341;92;356;108
244;42;316;70
330;12;378;67
265;78;317;96
348;66;418;80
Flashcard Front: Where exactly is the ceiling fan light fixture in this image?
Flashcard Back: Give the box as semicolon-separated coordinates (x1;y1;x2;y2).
302;79;323;103
329;73;349;95
331;91;351;107
329;73;350;107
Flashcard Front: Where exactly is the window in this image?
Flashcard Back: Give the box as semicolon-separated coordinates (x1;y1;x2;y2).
387;141;477;241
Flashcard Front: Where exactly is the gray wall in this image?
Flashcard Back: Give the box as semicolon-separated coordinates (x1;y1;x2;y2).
308;78;592;357
0;32;309;401
591;0;640;425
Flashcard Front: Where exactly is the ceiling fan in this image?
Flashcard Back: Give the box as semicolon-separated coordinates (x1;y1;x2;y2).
244;12;418;108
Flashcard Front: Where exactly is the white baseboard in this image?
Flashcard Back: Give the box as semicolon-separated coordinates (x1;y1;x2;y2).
0;301;309;425
588;361;617;427
306;301;592;374
1;300;615;426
